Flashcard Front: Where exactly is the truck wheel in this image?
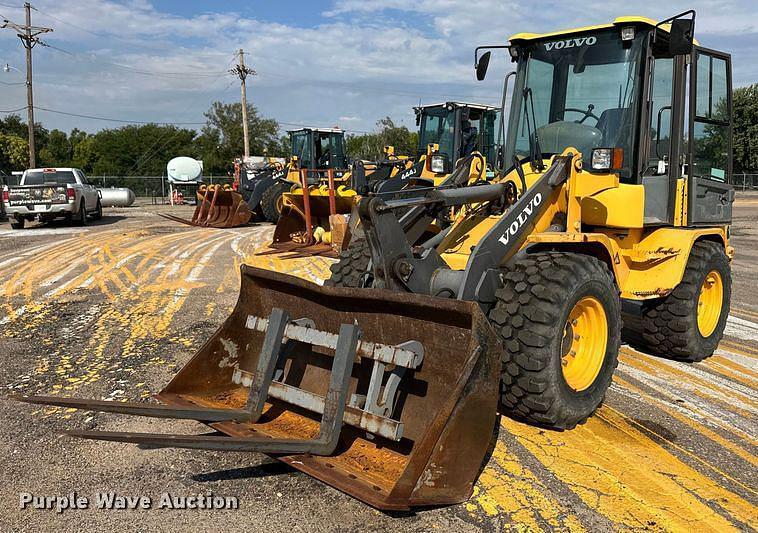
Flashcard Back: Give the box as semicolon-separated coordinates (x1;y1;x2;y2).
76;202;88;226
93;199;103;221
261;182;291;223
639;241;730;362
325;237;372;288
10;218;25;230
488;252;621;429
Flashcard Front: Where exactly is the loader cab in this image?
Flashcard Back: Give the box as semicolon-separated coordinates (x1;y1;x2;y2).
501;13;732;226
415;102;500;171
289;128;348;172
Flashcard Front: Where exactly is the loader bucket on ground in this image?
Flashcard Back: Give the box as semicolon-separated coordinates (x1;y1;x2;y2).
158;185;252;228
268;187;356;250
19;266;501;510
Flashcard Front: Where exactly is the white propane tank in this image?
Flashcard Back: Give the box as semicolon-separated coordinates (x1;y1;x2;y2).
98;187;136;207
167;156;203;183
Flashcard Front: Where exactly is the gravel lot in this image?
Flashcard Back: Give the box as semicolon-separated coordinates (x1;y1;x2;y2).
0;198;755;532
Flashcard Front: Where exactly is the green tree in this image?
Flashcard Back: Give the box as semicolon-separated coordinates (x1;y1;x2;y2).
0;114;49;155
198;101;284;174
39;129;72;167
346;117;418;160
732;84;758;172
89;124;197;176
0;133;29;172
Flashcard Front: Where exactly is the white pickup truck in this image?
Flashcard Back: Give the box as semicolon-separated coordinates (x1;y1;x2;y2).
2;167;102;229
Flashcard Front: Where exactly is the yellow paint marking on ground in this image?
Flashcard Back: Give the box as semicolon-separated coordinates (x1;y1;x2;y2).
721;339;758;358
731;307;758;321
703;357;758;388
504;408;757;531
614;375;758;467
710;355;758;381
620;350;757;415
243;247;335;285
467;438;586;531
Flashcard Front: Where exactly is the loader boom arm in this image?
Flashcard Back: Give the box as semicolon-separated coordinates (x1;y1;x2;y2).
358;154;573;304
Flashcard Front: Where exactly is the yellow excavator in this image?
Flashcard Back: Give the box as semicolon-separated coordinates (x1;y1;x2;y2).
20;12;734;510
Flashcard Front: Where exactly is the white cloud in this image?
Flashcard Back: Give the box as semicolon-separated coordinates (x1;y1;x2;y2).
0;0;755;138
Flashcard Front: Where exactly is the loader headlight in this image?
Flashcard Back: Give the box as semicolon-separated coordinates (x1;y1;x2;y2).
430;154;448;174
590;148;624;172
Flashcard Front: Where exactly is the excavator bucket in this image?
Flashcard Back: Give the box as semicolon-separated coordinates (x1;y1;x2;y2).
159;185;252;228
18;266;501;510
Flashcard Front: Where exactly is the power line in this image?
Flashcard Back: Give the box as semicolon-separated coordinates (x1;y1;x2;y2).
0;105;27;113
39;41;230;78
34;106;207;125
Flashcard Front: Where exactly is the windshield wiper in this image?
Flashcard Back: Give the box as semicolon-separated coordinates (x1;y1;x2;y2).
522;88;545;172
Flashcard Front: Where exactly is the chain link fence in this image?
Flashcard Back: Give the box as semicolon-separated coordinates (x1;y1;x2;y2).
733;174;758;191
93;175;235;203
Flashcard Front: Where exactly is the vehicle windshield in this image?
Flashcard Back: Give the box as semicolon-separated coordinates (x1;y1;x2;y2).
418;107;456;158
315;132;347;169
507;28;646;179
23;170;77;186
291;131;312;168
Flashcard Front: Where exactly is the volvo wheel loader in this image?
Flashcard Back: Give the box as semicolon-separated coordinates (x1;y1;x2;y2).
270;102;500;257
19;12;734;510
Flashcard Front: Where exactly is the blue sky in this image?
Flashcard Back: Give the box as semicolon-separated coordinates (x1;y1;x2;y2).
1;0;756;139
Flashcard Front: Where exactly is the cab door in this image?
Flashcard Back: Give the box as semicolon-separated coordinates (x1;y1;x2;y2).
686;47;734;225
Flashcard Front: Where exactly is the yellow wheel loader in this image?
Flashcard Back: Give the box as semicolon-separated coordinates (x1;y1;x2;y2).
270;102;500;257
19;12;734;510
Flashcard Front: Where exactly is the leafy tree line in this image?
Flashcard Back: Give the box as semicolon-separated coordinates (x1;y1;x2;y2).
0;102;285;178
0;104;422;182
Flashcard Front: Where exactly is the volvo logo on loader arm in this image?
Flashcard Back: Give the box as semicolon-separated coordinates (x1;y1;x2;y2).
497;192;542;246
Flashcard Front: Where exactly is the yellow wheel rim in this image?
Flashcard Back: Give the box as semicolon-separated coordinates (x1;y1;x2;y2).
697;270;723;337
561;296;608;392
275;194;284;214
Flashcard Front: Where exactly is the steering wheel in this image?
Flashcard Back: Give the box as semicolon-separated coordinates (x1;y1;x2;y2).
564;104;599;125
317;149;331;167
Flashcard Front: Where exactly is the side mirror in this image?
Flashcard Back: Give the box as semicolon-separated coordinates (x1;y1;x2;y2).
669;18;694;55
476;51;491;81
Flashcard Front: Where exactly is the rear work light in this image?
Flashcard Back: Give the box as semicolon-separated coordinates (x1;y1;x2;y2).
66;187;76;201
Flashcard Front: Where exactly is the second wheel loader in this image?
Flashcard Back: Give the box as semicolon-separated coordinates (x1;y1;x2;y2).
20;12;734;511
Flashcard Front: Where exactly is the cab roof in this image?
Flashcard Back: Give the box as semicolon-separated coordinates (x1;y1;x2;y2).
509;16;671;43
417;101;499;112
288;127;344;134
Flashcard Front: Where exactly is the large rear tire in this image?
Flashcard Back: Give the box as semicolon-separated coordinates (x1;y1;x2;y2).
639;241;730;362
261;182;291;223
76;202;88;226
488;252;621;429
324;236;372;288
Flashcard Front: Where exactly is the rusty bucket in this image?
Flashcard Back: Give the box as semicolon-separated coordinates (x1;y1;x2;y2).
18;266;501;510
160;185;252;228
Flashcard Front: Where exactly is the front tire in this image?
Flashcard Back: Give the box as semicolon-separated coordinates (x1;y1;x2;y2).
261;182;291;223
639;241;730;362
325;236;372;288
488;252;621;429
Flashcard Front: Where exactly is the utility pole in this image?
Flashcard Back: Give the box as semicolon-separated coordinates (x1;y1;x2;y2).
1;3;52;168
230;49;255;159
